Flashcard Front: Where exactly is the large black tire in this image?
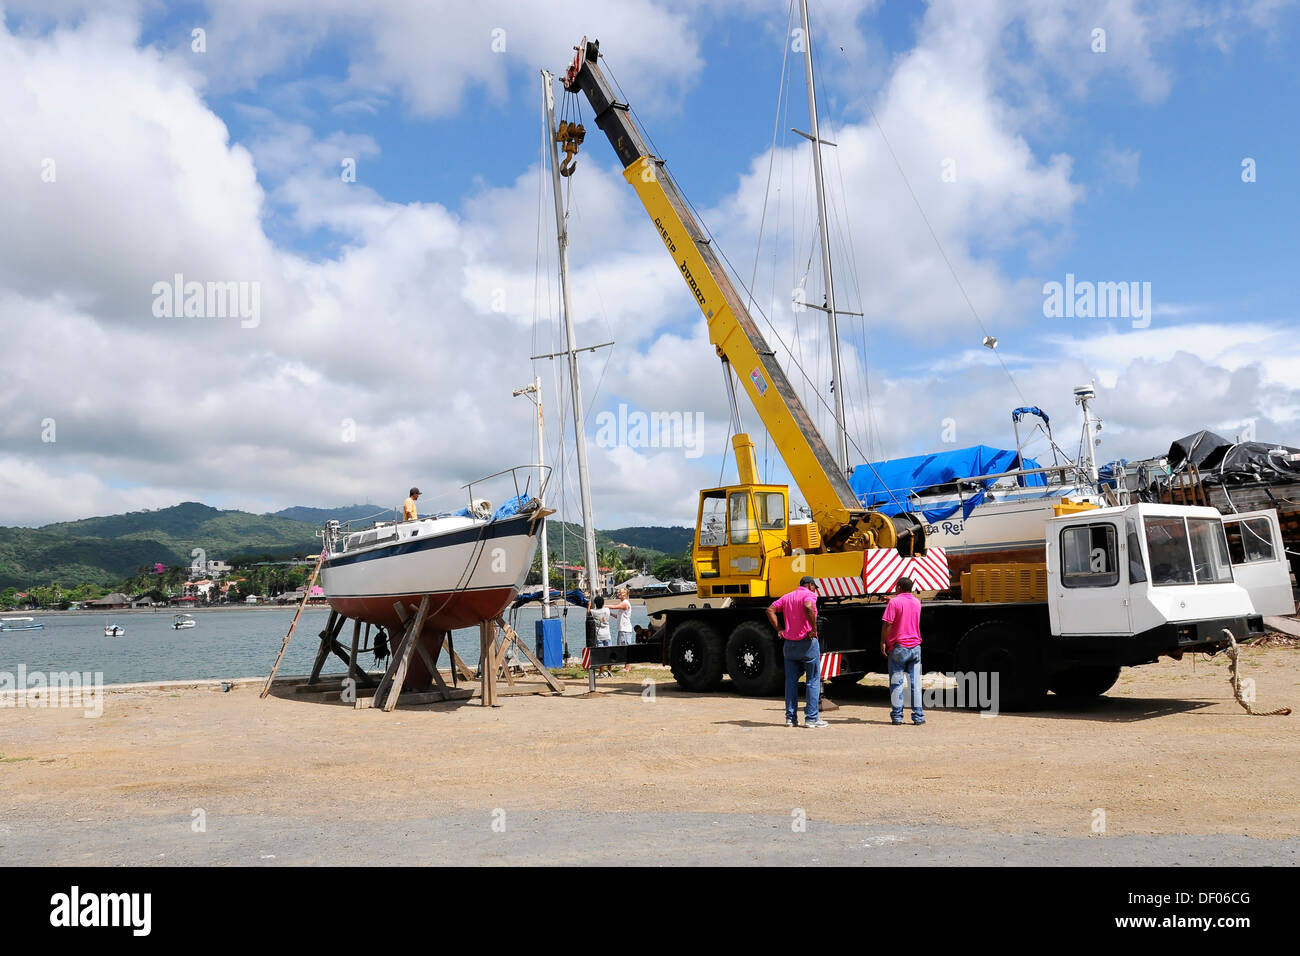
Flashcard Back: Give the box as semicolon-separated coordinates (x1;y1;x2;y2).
669;619;725;692
724;620;784;696
1049;665;1121;700
954;620;1045;712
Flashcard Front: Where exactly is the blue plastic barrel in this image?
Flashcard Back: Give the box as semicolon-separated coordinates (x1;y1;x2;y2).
535;617;564;668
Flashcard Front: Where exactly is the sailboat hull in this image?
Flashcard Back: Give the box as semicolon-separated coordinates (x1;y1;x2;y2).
321;511;543;686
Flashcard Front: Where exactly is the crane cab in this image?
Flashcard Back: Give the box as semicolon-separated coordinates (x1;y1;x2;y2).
694;483;789;599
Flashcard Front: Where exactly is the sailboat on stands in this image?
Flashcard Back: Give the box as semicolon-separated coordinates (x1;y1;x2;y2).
318;467;552;685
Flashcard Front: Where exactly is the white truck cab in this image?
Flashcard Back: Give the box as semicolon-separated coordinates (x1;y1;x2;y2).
1046;503;1260;645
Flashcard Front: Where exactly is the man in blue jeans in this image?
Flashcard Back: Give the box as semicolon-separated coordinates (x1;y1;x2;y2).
880;576;925;725
766;575;827;728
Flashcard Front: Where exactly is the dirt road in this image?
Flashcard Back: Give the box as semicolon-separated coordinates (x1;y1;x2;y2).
1;645;1295;864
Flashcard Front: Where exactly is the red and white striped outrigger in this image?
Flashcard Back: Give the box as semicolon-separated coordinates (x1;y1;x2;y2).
815;547;949;598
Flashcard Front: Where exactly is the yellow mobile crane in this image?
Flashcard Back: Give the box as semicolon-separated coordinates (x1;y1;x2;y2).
560;39;1262;706
561;39;929;605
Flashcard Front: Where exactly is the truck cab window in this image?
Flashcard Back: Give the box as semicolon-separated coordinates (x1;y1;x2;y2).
1225;517;1276;564
728;493;755;544
1187;517;1234;584
756;492;786;530
1144;517;1194;585
1060;523;1119;588
699;493;726;547
1126;518;1147;583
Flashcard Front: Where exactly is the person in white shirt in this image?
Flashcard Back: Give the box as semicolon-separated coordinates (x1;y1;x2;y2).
609;587;635;673
589;595;614;677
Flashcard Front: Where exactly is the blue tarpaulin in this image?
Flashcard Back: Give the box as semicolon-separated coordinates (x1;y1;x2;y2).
491;494;531;521
453;494;534;521
1012;406;1050;427
511;588;589;609
1098;459;1128;489
850;445;1046;522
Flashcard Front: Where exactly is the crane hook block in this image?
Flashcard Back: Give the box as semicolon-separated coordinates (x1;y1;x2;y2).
556;121;586;177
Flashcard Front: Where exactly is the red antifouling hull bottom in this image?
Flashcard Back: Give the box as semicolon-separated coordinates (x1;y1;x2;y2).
328;586;516;688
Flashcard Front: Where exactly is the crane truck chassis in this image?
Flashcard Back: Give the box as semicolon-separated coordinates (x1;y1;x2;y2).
593;506;1263;711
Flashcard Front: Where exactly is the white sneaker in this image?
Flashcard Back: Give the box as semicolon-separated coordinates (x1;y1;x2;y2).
785;717;797;727
805;718;829;728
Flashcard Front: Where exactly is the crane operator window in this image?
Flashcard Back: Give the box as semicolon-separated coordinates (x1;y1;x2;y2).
755;492;786;530
728;493;755;544
699;492;726;547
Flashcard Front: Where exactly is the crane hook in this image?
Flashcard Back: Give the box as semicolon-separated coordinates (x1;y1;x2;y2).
556;120;586;177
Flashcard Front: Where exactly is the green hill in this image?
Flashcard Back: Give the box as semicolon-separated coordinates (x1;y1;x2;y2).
544;521;692;557
0;503;320;590
0;504;692;590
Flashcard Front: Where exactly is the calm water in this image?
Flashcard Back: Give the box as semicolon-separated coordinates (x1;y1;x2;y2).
0;604;652;685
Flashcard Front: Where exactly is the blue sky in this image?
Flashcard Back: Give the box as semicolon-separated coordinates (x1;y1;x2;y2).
1;0;1298;527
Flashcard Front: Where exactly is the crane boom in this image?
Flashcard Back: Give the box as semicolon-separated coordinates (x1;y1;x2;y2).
562;39;868;537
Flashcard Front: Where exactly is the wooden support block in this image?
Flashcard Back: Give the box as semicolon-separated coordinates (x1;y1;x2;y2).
480;620;498;707
309;612;348;684
495;623;517;686
468;681;562;699
497;618;565;694
445;635;473;683
378;596;430;712
347;618;362;683
365;687;474;708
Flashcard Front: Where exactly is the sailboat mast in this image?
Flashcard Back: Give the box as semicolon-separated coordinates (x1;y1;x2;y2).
535;376;551;619
799;0;849;476
541;70;602;610
514;376;551;617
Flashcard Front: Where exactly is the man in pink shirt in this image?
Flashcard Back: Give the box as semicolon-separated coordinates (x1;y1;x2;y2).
880;576;925;725
767;576;827;728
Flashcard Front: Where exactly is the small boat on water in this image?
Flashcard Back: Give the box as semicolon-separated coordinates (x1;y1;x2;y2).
172;614;197;630
104;624;125;637
0;616;43;631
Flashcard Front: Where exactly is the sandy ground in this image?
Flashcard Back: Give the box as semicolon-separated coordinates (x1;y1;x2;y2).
1;645;1296;864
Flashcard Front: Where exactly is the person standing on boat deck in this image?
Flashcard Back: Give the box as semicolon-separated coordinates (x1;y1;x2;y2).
767;576;826;728
881;576;925;726
402;487;420;522
609;586;635;673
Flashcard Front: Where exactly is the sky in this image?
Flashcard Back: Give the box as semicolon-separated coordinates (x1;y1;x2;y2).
1;0;1297;531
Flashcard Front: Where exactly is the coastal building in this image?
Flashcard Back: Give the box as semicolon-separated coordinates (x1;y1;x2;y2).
87;592;131;610
185;579;215;598
555;563;617;596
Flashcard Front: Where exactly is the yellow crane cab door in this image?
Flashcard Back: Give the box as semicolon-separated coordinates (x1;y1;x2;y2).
694;490;727;580
722;490;765;582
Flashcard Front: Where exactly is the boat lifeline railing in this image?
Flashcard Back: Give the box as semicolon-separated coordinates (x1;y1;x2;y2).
941;462;1091;490
462;464;553;514
323;464;554;550
895;462;1097;512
